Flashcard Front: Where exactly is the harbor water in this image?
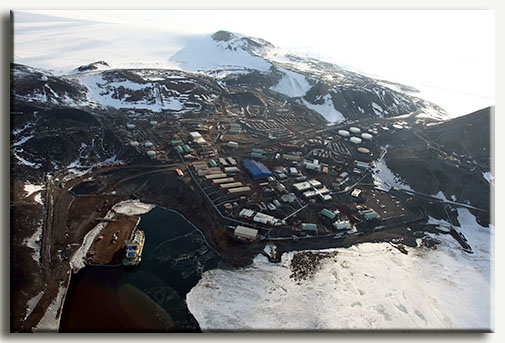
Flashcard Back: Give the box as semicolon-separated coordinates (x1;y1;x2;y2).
59;206;221;332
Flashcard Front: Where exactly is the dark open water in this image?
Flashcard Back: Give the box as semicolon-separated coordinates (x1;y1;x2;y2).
59;206;221;332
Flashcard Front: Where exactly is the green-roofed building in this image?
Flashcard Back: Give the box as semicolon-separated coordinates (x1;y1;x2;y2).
175;145;184;153
183;144;192;153
363;211;380;220
252;148;264;154
321;208;336;220
209;159;217;167
251;151;263;159
171;140;183;146
301;223;317;231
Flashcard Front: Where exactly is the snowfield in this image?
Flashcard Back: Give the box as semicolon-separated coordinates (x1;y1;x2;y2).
300;95;345;123
372;159;413;192
270;68;312;98
187;209;492;331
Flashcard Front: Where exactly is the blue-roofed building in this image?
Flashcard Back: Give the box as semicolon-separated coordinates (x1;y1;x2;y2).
242;159;272;179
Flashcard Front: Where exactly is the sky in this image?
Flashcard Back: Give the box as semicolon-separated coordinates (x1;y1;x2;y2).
12;9;494;118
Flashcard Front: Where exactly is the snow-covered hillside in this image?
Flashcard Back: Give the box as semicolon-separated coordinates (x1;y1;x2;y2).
270;67;312;98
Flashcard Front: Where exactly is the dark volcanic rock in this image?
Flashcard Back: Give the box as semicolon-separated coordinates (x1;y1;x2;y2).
289;250;337;282
75;61;110;73
211;30;237;42
382;107;492;213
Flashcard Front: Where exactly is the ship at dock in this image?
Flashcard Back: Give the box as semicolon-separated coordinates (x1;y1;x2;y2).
122;230;145;267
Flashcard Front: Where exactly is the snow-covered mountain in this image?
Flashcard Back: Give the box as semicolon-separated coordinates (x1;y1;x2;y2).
12;30;447;124
169;31;273;72
10;29;454;176
169;30;448;122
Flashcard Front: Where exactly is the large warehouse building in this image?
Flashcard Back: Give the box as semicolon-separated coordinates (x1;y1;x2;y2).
242;158;272;179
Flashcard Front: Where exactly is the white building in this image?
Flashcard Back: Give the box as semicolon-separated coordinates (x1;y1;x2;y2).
190;131;202;139
234;226;258;240
305;161;320;171
253;212;282;226
227;141;239;149
333;220;351;230
224;167;240;174
239;208;255;219
293;179;322;192
303;186;330;199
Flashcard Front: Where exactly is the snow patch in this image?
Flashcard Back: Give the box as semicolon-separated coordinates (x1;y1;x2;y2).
372;159;413;191
270;68;311;98
33;193;43;205
371;102;384;116
482;171;493;185
25;291;44;320
300;95;345;123
12;149;42;168
433;191;449;202
34;283;67;332
23;221;43;264
111;199;155;216
263;244;277;259
12;134;34;147
69;219;109;272
24;183;44;197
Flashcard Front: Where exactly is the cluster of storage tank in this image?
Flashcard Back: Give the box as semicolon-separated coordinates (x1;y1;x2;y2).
128;136;156;158
338;126;366;145
127;120;165;159
336;125;379;155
